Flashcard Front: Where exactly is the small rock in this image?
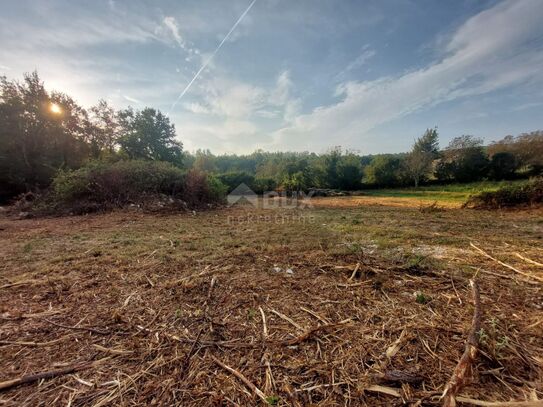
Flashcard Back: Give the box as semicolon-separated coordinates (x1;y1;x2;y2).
285;268;294;275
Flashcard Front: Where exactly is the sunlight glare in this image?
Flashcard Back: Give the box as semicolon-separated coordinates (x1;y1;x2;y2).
50;103;62;114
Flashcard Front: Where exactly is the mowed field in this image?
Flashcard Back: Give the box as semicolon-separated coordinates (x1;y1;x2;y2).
1;195;542;406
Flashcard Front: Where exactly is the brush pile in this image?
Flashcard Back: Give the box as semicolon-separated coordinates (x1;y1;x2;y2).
1;245;542;406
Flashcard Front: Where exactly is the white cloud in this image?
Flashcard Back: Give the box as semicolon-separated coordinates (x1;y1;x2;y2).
176;70;300;153
162;16;186;49
183;102;210;114
187;70;298;121
123;95;142;104
273;0;543;151
338;46;376;78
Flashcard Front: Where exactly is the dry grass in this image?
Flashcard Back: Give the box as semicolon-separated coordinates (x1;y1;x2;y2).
0;199;542;406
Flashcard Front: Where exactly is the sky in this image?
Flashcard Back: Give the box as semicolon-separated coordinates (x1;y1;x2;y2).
1;0;542;154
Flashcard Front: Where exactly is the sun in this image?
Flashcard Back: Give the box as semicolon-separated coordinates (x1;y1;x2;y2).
50;103;62;114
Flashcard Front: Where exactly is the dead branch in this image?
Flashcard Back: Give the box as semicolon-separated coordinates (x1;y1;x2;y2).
210;355;269;404
348;262;361;280
470;243;543;283
441;279;482;407
43;318;110;335
0;357;111;392
269;309;304;331
0;334;72;347
514;252;543;267
179;328;203;378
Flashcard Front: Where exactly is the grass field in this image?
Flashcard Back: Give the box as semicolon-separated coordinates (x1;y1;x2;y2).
360;179;531;204
1;199;542;405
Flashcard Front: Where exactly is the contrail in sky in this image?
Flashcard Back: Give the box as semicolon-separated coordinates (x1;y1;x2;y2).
169;0;257;114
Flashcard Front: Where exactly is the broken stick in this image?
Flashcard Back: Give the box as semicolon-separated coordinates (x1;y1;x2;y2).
441;279;482;407
210;355;268;403
0;357;111;392
470;243;543;283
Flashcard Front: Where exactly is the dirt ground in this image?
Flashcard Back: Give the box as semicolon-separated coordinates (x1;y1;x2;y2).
1;197;542;406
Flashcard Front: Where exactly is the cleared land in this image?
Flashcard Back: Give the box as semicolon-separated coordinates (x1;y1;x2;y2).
0;196;542;406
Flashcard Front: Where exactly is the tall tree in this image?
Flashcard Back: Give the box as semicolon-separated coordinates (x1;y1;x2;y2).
364;155;403;187
435;135;489;182
488;131;543;175
0;72;89;198
117;107;183;165
88;99;119;158
405;128;439;187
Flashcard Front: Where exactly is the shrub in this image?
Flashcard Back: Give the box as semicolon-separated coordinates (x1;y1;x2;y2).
217;171;255;193
44;160;226;213
252;177;277;194
53;160;185;204
488;152;518;180
183;169;227;207
463;178;543;209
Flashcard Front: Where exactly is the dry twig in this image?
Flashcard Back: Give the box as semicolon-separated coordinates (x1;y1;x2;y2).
0;358;111;392
210;355;269;403
470;243;543;283
441;279;482;407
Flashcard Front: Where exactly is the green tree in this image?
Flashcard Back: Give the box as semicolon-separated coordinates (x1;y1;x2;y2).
435;135;489;182
337;153;363;190
488;131;543;175
192;149;217;173
364;155;403;187
118;107;183;165
88;99;119;158
0;72;89;198
488;152;518;180
322;147;342;188
405;128;439;187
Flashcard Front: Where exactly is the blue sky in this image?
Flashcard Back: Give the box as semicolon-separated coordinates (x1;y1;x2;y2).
1;0;542;154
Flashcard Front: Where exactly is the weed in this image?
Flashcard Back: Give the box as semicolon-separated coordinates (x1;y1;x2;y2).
22;242;33;254
414;291;430;304
247;308;257;321
407;254;425;268
477;328;489;345
266;396;279;405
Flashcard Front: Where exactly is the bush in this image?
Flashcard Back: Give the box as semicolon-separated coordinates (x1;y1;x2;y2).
43;160;226;213
183;169;227;207
463;178;543;209
252;177;277;194
217;171;255;193
488;152;518;180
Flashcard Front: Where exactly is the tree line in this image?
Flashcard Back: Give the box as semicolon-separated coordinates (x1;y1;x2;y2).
188;128;541;194
1;72;542;202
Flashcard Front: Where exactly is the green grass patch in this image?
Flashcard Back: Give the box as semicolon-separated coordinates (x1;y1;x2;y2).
361;180;531;203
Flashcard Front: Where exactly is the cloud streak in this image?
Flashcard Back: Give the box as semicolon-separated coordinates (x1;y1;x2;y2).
273;0;543;151
168;0;257;113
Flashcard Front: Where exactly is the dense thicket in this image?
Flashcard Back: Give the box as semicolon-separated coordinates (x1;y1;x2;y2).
1;72;542;204
43;161;226;214
464;177;543;209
